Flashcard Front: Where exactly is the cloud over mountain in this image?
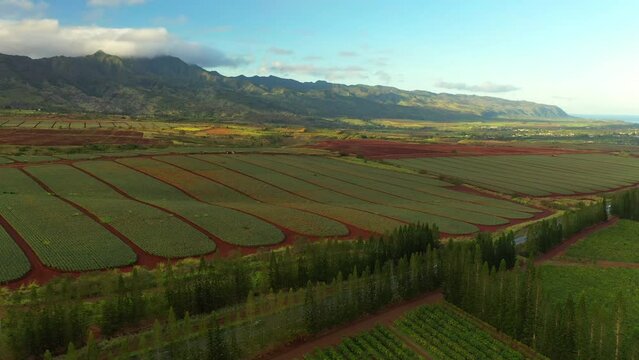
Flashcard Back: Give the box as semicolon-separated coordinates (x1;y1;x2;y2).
0;18;246;67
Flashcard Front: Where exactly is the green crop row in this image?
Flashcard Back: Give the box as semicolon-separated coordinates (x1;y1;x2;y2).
152;156;348;237
26;164;217;258
128;156;348;238
233;154;478;234
275;155;536;221
191;154;404;234
396;304;532;360
303;326;422;360
76;160;284;247
0;168;136;271
0;225;31;283
391;154;639;196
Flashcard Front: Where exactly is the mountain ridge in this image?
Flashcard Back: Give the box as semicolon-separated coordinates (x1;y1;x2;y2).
0;51;569;124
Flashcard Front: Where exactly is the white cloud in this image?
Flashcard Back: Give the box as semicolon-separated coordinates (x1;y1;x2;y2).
87;0;145;7
0;0;47;17
267;61;367;81
0;19;247;67
435;81;520;93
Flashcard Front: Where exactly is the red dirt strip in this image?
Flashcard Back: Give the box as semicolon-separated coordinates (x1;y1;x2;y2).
261;290;444;360
0;128;160;146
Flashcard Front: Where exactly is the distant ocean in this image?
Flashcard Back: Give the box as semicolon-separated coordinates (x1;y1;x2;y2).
574;114;639;123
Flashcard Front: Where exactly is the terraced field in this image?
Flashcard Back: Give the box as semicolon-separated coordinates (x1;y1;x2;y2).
390;154;639;196
0;168;136;271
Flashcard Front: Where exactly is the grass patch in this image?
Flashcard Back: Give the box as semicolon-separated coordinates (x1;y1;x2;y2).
564;219;639;263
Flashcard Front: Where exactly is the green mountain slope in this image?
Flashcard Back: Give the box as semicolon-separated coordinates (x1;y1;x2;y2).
0;51;568;123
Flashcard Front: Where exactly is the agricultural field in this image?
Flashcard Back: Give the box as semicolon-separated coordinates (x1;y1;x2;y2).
26;164;217;258
563;219;639;263
303;326;422;360
0;168;137;271
75;160;286;247
0;151;546;284
540;265;639;339
395;304;541;360
390;154;639;196
0;225;31;283
117;157;349;237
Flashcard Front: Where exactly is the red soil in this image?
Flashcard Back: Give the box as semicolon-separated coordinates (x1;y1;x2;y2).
0;128;159;146
312;139;593;159
262;290;444;360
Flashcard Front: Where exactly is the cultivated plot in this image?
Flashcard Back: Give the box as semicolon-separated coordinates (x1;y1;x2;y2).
390;154;639;196
26;164;217;258
564;219;639;263
0;168;137;271
0;225;31;283
396;304;540;359
76;160;285;247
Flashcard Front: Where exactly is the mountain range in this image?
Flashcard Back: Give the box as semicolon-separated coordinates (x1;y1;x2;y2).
0;51;568;124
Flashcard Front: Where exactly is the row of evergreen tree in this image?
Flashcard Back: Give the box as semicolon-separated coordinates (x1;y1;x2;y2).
526;202;607;255
2;223;440;358
611;188;639;220
444;242;638;359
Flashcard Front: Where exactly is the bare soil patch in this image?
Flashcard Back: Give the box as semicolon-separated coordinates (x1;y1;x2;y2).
0;128;159;146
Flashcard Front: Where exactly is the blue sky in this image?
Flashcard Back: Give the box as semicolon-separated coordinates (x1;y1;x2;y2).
0;0;638;114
